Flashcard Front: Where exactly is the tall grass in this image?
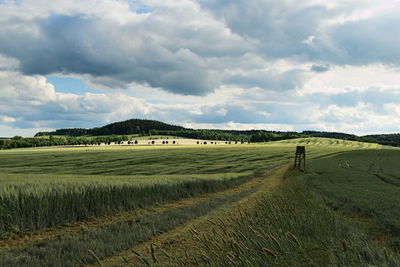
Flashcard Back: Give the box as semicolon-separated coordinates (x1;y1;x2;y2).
0;182;260;267
166;180;400;266
0;174;251;234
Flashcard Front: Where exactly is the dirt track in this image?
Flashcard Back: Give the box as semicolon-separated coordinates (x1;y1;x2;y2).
92;164;289;267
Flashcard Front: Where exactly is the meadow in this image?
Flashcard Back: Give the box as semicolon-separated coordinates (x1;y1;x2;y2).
0;138;395;267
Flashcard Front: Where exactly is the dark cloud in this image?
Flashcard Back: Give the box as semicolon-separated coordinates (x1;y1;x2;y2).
311;64;330;72
199;0;400;67
198;0;329;59
1;1;399;97
2;0;400;136
0;13;219;95
327;14;400;65
1;68;400;135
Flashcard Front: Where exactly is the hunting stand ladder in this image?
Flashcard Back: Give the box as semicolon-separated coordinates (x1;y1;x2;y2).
294;146;306;171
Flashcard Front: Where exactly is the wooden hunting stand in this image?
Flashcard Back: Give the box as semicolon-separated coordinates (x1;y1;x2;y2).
294;146;306;171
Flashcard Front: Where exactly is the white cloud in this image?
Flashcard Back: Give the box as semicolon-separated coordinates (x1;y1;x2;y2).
301;64;400;95
0;54;19;70
0;0;251;95
257;111;271;117
1;69;400;136
1;0;400;135
0;124;53;138
0;115;15;123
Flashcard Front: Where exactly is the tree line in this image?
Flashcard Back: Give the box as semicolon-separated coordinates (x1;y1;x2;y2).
0;135;129;150
3;130;400;150
2;118;400;150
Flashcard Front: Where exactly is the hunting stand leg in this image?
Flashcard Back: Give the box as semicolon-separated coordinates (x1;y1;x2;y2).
294;146;306;171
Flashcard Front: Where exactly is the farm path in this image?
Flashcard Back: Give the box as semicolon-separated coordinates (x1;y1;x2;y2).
92;164;290;267
0;167;278;253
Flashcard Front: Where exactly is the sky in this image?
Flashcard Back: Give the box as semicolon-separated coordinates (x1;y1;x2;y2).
1;0;400;137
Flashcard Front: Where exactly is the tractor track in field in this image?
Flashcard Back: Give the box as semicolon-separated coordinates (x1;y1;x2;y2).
367;150;385;173
333;149;400;188
86;164;289;267
374;174;400;187
0;166;285;254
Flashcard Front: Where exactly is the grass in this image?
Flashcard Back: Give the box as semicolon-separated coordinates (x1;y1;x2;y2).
0;139;376;235
0;139;374;175
0;145;292;175
160;177;400;266
0;179;261;267
302;149;400;251
0;137;387;267
0;173;254;235
275;137;381;149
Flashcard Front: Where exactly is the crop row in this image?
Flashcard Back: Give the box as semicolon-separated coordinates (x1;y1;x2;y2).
0;174;252;235
161;180;400;266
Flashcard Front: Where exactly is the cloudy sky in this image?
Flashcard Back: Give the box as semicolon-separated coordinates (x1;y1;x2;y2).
1;0;400;137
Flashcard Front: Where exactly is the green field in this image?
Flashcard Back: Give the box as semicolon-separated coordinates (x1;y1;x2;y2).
303;149;400;249
170;179;400;266
158;148;400;266
0;138;373;175
0;138;398;266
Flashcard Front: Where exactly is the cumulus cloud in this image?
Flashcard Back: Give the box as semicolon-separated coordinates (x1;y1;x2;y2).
0;14;218;95
1;0;400;135
198;0;330;59
0;69;152;129
0;0;251;95
2;68;400;136
301;64;400;95
2;0;398;95
200;0;400;67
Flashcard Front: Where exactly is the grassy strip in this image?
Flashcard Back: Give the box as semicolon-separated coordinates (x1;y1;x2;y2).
162;179;400;266
0;181;261;267
0;174;255;235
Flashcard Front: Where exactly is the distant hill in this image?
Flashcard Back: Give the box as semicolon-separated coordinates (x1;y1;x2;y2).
21;118;397;149
301;131;356;140
35;118;306;143
303;131;400;147
35;119;184;137
35;118;400;147
362;133;400;147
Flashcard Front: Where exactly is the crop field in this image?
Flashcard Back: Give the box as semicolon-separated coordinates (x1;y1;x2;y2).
0;138;398;266
302;149;400;250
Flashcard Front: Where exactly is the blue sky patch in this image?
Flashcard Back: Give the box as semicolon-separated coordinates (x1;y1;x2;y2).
46;76;100;95
136;5;152;14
